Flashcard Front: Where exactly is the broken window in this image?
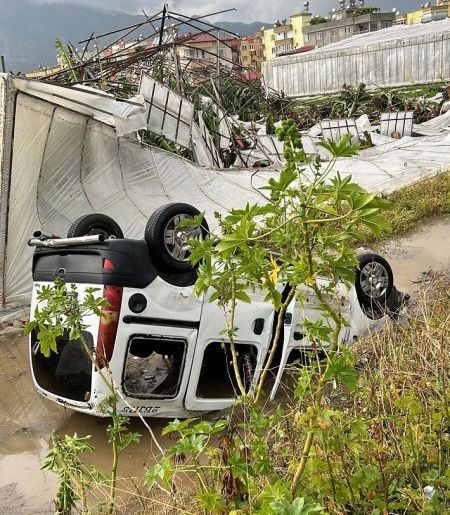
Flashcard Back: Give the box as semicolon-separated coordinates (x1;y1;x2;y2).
30;329;93;402
195;341;257;399
123;336;186;398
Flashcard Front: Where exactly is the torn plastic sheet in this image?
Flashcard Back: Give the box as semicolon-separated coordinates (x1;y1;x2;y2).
12;76;147;136
138;72;194;148
223;132;450;195
192;121;216;167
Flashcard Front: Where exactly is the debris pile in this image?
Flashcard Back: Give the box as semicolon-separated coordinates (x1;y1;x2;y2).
29;6;450;171
1;6;450;312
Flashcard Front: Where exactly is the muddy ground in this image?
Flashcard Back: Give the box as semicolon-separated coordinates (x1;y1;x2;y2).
0;218;448;514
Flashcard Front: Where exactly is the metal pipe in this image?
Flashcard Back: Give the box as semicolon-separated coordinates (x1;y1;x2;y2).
32;230;61;240
28;234;106;248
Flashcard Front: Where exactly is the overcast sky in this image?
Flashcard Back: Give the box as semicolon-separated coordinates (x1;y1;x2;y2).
32;0;401;22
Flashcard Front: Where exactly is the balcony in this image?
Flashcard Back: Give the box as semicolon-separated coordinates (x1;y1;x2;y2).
274;24;292;34
275;37;294;46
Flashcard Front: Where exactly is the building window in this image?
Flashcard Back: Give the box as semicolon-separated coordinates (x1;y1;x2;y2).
304;34;309;43
382;21;392;28
249;44;254;49
331;29;337;37
270;34;275;41
345;25;352;34
272;47;276;54
241;45;247;50
317;32;323;40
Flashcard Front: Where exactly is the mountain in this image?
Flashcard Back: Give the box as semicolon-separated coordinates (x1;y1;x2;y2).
215;21;268;36
0;0;268;73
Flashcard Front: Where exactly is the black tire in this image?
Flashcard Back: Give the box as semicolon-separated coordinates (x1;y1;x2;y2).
355;253;394;308
145;203;209;274
67;214;124;239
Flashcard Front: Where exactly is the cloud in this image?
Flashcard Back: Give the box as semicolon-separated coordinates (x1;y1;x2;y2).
31;0;322;22
31;0;405;23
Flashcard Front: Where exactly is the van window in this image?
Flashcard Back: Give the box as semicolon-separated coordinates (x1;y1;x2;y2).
123;336;186;398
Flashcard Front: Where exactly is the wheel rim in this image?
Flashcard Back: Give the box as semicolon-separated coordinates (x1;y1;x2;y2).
359;261;389;299
163;214;203;263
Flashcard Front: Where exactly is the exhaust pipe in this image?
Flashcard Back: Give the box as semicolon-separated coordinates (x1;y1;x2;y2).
28;234;106;248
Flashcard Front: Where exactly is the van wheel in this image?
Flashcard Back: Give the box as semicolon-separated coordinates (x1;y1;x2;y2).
145;203;209;274
356;253;393;308
67;214;124;239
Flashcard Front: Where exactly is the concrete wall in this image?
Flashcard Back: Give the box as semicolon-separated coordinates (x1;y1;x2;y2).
262;29;450;96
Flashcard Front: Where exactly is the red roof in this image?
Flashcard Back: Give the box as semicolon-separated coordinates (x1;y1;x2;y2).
241;70;261;81
279;45;315;57
185;33;236;44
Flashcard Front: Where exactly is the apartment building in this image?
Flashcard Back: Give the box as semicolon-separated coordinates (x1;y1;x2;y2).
302;5;395;48
239;30;264;69
177;33;234;70
262;11;312;60
396;0;449;25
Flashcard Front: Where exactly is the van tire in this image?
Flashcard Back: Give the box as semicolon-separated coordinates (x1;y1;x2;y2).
355;253;393;308
67;214;124;239
145;203;209;274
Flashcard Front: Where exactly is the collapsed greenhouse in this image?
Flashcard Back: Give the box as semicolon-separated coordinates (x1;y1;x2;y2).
1;72;450;312
262;19;450;97
1;8;450;313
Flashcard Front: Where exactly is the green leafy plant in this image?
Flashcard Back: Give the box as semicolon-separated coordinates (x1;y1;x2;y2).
144;120;399;512
310;16;329;25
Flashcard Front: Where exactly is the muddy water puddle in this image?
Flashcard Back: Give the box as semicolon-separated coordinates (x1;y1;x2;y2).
380;217;450;294
0;218;448;513
0;334;174;514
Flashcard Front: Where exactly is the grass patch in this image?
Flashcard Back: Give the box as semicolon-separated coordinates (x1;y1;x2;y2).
133;276;450;514
359;170;450;245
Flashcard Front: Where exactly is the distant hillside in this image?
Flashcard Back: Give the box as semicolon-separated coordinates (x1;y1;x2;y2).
0;0;268;73
215;21;268;36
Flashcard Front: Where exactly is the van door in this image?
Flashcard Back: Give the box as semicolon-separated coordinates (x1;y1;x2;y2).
112;322;198;419
184;292;274;412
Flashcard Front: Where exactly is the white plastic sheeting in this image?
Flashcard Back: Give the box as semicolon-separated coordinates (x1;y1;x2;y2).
139;73;194;148
223;133;450;195
1;74;450;309
0;75;263;307
197;111;223;168
11;77;148;135
380;111;414;138
263;19;450;97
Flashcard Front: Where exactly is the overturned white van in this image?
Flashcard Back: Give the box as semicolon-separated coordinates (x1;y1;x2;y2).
28;206;405;418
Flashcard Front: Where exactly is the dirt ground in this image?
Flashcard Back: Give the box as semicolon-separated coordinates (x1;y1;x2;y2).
0;217;448;514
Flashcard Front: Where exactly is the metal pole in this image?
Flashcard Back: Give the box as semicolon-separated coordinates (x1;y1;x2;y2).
158;4;168;51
